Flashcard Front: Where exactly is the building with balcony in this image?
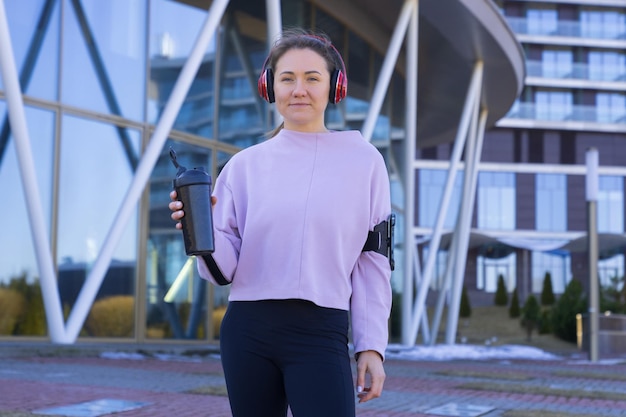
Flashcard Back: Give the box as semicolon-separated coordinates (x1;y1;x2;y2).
414;0;626;306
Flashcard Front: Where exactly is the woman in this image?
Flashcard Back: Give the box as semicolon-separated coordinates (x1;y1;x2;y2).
169;28;392;417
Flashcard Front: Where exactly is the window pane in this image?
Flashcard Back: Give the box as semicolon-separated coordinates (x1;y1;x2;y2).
418;169;463;229
146;140;221;340
0;105;55;336
57;115;140;337
2;0;60;100
148;0;213;129
536;173;567;231
61;0;146;121
478;172;516;230
598;176;624;233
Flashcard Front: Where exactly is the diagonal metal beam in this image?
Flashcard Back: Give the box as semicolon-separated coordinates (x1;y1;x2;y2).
0;0;57;165
361;0;415;141
69;0;138;170
408;62;485;345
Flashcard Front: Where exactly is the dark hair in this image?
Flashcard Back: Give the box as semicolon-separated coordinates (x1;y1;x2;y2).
264;28;345;138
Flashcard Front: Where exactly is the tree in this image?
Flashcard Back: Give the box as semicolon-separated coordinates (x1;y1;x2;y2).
551;279;587;343
541;271;556;306
494;274;508;306
521;294;541;341
460;285;472;318
509;287;520;318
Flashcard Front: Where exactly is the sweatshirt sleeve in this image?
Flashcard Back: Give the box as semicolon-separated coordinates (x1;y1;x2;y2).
350;151;393;360
197;166;241;285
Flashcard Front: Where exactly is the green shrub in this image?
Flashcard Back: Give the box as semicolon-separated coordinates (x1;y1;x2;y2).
85;295;134;337
0;288;26;334
551;279;586;343
460;286;472;318
521;294;541;341
541;272;556;306
494;274;508;306
10;278;46;336
539;308;552;334
509;287;520;318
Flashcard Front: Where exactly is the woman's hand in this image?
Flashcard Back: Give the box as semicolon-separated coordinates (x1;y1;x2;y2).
355;350;386;403
169;190;217;230
169;190;184;230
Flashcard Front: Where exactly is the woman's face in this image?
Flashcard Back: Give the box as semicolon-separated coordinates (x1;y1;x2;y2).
272;48;331;133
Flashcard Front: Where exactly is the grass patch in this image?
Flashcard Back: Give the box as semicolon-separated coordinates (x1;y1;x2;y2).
457;381;625;401
502;411;601;417
552;369;626;381
434;369;533;381
185;385;229;396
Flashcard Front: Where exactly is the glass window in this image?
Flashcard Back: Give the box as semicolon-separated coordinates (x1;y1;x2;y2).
598;175;624;233
0;105;55;337
581;9;626;39
418;169;464;229
542;49;572;79
478;172;515;230
146;140;221;340
536;90;572;121
0;105;54;285
536;173;567;231
62;0;146;121
477;253;517;293
531;251;571;294
56;115;140;337
527;7;557;36
596;93;626;124
598;254;624;290
2;0;60;100
589;50;626;82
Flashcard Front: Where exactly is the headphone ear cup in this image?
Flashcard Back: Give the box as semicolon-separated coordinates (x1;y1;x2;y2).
257;68;275;103
329;69;347;104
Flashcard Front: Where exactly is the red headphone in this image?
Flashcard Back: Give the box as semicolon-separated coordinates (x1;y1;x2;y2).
257;35;348;104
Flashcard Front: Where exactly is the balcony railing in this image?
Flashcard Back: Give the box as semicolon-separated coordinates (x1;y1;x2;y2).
526;60;626;82
505;102;626;124
506;16;626;41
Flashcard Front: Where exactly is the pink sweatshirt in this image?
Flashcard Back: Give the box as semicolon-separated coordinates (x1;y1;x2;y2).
197;128;392;358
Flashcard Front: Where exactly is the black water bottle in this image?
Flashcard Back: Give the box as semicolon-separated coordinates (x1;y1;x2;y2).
170;147;215;255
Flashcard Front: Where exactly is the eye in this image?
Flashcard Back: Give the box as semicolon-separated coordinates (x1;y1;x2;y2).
279;76;294;83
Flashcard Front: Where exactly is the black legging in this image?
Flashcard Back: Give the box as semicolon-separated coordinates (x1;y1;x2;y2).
220;299;355;417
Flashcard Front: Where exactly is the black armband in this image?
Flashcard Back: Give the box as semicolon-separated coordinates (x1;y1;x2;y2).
362;213;395;270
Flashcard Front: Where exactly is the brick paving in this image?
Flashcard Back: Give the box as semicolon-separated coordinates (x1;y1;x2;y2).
1;342;626;417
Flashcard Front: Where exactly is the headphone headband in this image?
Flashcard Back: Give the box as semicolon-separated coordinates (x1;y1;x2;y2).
257;34;348;104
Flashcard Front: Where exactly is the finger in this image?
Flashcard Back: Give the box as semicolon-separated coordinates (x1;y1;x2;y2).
170;190;178;201
211;196;217;207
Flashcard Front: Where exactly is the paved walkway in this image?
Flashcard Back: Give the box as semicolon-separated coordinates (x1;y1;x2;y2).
1;342;626;417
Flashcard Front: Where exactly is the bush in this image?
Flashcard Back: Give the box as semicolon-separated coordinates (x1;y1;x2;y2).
85;295;134;337
9;277;46;336
541;272;556;306
551;279;586;343
509;287;520;318
539;309;552;334
494;274;508;306
521;294;541;341
459;286;471;318
0;288;26;334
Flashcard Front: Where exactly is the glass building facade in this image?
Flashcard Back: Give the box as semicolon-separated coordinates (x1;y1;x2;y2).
416;0;626;301
0;0;405;341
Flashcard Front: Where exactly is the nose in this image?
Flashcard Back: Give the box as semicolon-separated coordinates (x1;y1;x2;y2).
292;78;306;96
